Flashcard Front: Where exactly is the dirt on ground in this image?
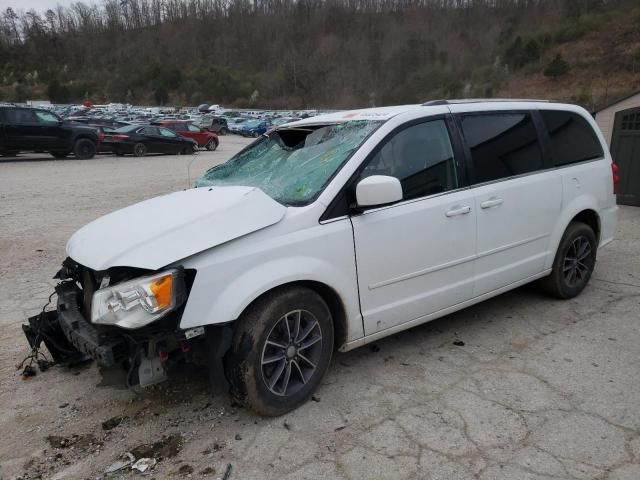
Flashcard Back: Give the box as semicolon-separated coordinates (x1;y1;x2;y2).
1;139;640;480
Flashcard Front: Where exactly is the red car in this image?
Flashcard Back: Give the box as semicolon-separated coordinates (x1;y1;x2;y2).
153;120;219;151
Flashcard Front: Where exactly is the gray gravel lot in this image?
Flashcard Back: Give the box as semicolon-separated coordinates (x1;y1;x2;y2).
1;140;639;480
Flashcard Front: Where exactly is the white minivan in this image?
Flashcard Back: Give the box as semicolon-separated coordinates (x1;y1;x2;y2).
24;100;618;415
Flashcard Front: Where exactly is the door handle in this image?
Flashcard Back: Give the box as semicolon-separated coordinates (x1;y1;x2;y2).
480;197;504;209
445;205;471;217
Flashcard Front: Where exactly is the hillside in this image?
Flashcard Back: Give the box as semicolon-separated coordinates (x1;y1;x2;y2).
0;0;638;110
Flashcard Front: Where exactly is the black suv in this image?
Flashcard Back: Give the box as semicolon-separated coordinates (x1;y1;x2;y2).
0;106;99;159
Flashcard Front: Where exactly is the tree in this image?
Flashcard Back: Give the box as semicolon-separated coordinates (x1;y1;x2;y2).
544;53;570;79
47;78;71;102
154;85;168;105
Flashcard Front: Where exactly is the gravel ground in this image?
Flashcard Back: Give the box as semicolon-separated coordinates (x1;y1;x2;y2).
1;141;639;480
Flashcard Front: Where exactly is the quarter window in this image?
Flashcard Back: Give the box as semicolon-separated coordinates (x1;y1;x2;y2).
461;113;544;183
361;120;458;200
540;110;603;166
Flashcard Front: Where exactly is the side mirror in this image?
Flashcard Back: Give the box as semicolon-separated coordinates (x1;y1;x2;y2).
355;175;403;208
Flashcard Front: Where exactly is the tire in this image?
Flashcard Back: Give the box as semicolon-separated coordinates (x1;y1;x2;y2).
540;221;597;299
225;286;334;416
205;139;217;151
50;152;69;159
133;143;147;157
220;127;229;136
73;138;96;160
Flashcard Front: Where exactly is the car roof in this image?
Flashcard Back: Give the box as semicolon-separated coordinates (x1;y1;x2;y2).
284;99;574;128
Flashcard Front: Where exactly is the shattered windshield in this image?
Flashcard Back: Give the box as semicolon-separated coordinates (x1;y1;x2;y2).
195;120;382;205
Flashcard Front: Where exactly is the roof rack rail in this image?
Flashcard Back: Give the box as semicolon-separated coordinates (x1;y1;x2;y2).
422;98;551;106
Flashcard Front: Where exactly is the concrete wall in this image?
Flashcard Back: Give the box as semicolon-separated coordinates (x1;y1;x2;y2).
595;92;640;146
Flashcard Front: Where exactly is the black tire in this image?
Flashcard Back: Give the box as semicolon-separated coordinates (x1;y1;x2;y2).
50;151;69;159
540;222;597;299
220;127;229;135
225;286;334;416
205;139;217;151
133;143;146;157
73;138;96;160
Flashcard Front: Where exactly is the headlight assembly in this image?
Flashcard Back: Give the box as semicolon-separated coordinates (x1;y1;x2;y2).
91;269;186;329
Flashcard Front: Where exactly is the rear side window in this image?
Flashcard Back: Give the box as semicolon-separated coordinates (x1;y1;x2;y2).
5;109;37;123
540;110;603;166
460;113;544;184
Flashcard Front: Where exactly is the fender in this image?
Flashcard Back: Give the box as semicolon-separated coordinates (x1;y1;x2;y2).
180;255;364;343
544;193;600;270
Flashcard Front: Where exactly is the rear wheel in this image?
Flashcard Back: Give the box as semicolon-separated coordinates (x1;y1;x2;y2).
540;222;597;299
73;138;96;160
225;287;334;416
133;143;147;157
205;139;217;151
220;127;229;135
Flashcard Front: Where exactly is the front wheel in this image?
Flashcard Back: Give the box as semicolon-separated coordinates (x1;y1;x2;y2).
225;287;334;416
205;139;217;151
540;221;597;299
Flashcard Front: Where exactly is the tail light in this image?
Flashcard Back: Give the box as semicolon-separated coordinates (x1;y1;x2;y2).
113;134;129;141
612;163;619;194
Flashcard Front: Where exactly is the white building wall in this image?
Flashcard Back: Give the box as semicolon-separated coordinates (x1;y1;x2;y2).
595;92;640;146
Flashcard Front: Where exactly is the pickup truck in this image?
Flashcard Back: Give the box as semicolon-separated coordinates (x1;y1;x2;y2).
0;106;99;159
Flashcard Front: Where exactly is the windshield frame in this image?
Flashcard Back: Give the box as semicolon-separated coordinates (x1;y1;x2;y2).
198;120;384;207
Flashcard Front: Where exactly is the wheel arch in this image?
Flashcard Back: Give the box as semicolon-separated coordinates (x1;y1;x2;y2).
546;197;602;270
231;280;349;351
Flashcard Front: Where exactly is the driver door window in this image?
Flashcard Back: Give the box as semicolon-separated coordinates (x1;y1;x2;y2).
361;120;458;200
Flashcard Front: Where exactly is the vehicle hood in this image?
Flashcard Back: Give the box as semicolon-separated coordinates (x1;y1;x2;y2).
66;186;286;271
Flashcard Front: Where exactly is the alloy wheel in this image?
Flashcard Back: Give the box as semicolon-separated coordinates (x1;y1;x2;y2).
260;309;322;397
563;235;592;288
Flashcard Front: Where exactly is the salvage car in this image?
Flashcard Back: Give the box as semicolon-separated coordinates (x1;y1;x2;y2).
24;100;618;416
0;106;99;159
104;124;198;157
153;120;219;150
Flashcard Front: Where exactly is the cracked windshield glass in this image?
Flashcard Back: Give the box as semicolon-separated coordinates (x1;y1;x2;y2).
195;120;382;204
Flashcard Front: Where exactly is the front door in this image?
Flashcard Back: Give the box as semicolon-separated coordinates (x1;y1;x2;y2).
611;108;640;206
351;118;476;335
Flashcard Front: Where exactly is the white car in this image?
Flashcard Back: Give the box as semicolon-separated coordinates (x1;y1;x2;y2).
25;100;618;416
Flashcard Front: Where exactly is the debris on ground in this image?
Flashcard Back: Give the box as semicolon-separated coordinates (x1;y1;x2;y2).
178;464;194;475
311;395;320;402
453;340;465;347
130;434;182;460
102;415;128;431
222;463;233;480
283;420;291;431
200;466;216;475
234;434;242;440
104;453;134;474
46;433;100;449
131;457;157;473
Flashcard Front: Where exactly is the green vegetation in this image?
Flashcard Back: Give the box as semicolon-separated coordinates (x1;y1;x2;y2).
0;0;637;108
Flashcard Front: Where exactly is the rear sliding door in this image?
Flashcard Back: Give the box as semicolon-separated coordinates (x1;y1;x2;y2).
455;110;561;296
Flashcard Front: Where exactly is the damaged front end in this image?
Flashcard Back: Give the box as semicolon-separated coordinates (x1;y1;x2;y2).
23;259;229;389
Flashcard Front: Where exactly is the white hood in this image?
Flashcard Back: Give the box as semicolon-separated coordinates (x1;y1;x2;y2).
66;186;286;271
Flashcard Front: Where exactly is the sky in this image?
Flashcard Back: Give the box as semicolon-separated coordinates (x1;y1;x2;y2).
0;0;79;13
